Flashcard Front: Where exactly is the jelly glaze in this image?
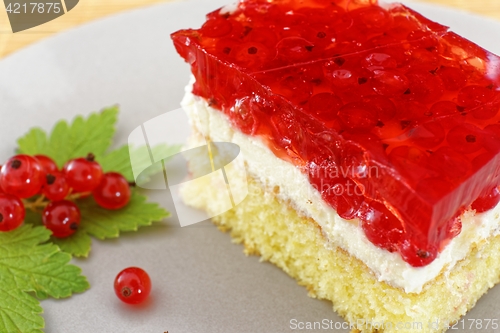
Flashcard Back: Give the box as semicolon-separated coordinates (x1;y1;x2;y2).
171;0;500;266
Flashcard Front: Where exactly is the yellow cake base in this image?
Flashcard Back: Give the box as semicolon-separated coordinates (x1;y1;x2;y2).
180;144;500;333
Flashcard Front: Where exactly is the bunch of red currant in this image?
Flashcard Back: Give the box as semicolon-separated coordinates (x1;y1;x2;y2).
0;153;131;237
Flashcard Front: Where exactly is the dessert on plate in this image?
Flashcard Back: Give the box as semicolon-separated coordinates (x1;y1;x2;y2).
171;0;500;331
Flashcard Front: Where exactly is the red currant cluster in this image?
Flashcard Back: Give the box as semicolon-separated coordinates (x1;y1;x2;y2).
0;153;131;237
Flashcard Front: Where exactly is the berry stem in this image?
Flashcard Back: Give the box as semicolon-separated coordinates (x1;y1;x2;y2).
66;191;91;201
86;153;96;162
23;195;47;212
22;191;91;212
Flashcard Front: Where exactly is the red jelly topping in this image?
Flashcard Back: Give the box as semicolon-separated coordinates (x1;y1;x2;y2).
471;186;500;213
171;0;500;267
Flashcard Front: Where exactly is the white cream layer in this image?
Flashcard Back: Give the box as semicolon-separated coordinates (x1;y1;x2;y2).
181;82;500;293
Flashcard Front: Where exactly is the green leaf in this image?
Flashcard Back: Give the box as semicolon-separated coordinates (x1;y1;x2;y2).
17;106;119;167
81;190;169;238
17;105;181;183
16;107;173;258
97;145;134;181
16;128;48;157
50;232;92;258
0;288;43;333
51;190;169;257
0;225;89;332
10;106;175;332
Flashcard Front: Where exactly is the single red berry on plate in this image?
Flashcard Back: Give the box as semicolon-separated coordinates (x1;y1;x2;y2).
0;155;44;198
42;172;70;201
42;200;80;238
114;267;152;305
63;153;103;193
34;155;58;173
0;193;25;232
92;172;131;210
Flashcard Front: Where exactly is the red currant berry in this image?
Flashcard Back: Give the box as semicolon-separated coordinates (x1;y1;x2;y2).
279;75;313;104
437;66;467;91
429;101;460;118
409;121;445;149
34;155;58;173
92;172;131;210
338;102;377;130
446;123;483;154
276;37;315;62
442;215;463;241
471;186;500;213
362;52;397;70
359;201;404;253
370;69;409;96
199;17;232;38
404;70;444;103
0;193;25;232
322;176;364;220
483;124;500;153
399;239;437;267
458;85;494;109
0;155;44;198
63;153;103;193
428;147;470;181
42;200;80;238
388;146;429;182
114;267;152;305
308;93;342;121
362;95;396;122
42;172;70;201
233;41;273;69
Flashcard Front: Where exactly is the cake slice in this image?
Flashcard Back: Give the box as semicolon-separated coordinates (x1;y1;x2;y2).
171;0;500;331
